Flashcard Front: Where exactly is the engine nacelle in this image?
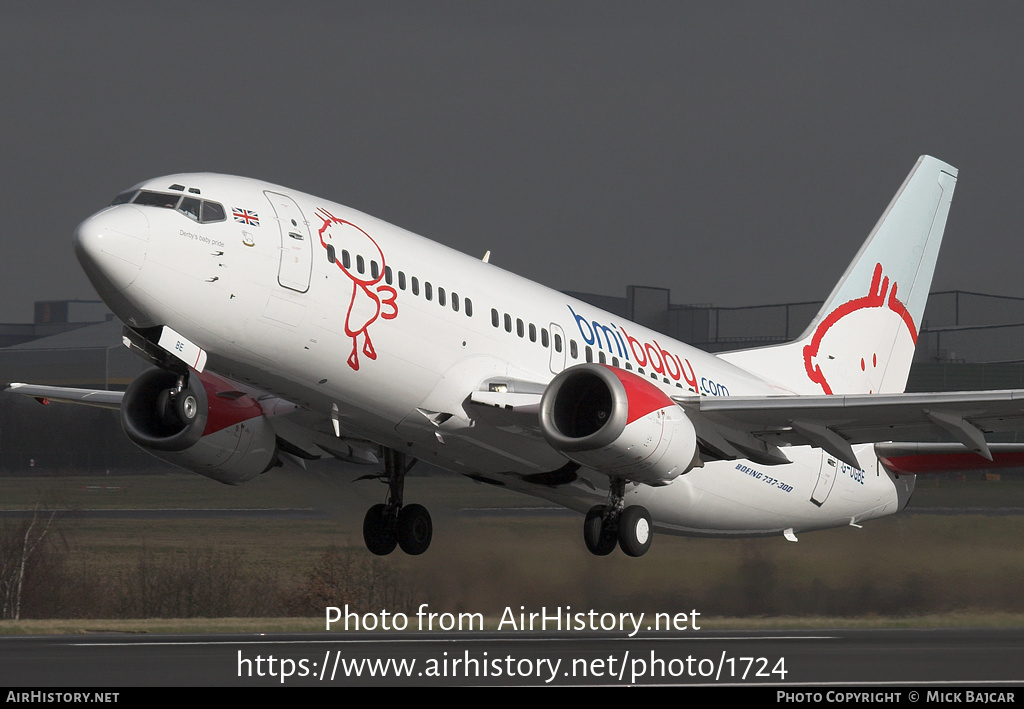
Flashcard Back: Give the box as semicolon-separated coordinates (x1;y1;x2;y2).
539;364;699;485
120;367;277;485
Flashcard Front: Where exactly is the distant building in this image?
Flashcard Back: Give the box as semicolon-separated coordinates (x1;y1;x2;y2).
0;301;150;473
0;301;143;389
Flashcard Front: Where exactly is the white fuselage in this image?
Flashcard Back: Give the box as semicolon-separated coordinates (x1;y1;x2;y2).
75;173;912;538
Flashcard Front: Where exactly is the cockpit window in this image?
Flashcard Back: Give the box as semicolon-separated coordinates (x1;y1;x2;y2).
178;197;201;221
133;191;182;209
110;191;137;206
112;189;227;224
201;201;225;223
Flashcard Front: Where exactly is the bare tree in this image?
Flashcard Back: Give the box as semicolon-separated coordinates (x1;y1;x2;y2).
0;505;57;620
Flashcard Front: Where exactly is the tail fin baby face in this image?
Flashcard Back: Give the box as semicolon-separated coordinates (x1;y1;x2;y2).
803;263;917;395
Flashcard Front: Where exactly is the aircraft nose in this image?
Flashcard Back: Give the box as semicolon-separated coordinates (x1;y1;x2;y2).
73;206;150;294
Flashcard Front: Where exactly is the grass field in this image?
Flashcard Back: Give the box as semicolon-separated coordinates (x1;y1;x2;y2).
1;469;1023;631
4;466;1021;510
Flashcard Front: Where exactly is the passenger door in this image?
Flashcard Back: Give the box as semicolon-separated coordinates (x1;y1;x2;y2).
265;191;312;293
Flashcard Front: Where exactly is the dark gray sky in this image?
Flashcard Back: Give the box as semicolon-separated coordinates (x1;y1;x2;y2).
3;1;1023;323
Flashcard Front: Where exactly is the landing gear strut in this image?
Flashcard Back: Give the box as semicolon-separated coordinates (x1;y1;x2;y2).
154;374;197;429
583;478;652;557
361;449;433;556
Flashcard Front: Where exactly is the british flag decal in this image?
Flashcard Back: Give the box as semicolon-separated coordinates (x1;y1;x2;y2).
232;208;260;226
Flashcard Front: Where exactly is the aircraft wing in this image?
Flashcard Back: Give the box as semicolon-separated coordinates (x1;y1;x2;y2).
5;383;124;409
672;389;1024;469
4;382;379;466
470;384;1024;471
13;381;1024;474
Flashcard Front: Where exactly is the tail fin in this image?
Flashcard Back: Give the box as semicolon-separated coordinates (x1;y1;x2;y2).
718;155;958;395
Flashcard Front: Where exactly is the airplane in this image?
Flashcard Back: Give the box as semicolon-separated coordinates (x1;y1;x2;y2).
9;155;1024;557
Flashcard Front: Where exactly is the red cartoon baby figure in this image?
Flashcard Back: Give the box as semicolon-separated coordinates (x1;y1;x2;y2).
803;263;917;395
316;208;398;371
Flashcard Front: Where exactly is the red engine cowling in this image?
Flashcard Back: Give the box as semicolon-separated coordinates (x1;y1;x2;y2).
539;364;699;485
120;367;277;485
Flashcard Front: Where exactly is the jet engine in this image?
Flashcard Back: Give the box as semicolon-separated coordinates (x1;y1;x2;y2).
539;364;699;485
120;367;278;484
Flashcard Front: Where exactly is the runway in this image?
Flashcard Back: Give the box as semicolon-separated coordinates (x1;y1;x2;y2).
1;628;1021;687
0;505;1021;521
0;508;330;520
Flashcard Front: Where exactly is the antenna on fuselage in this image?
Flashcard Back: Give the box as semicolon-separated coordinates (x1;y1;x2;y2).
482;250;491;263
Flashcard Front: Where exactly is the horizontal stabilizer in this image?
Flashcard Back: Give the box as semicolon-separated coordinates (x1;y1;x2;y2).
875;442;1024;474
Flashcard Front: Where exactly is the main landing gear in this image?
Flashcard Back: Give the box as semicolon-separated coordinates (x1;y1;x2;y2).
361;449;433;556
583;478;653;557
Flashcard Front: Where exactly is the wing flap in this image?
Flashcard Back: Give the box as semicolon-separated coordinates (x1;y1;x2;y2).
268;412;379;465
673;389;1024;468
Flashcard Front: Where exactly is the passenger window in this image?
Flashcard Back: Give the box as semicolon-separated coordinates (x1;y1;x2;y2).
570;341;578;359
516;318;524;337
599;351;607;364
504;314;512;333
356;255;365;274
528;323;536;342
491;309;499;328
438;287;446;307
342;250;351;269
371;261;379;279
412;277;419;296
542;329;549;348
398;271;406;290
425;282;433;301
384;266;393;285
585;346;593;363
451;293;459;312
554;333;562;352
465;298;473;317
